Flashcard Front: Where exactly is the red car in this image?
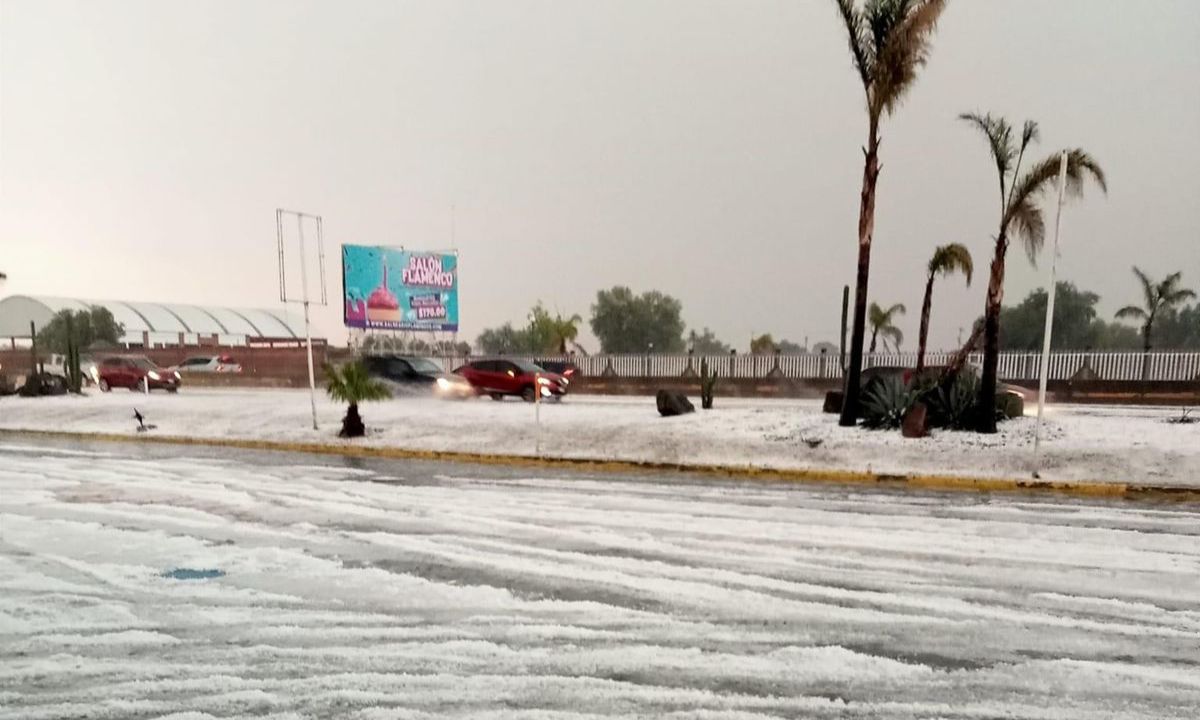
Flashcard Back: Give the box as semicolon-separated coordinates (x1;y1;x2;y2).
97;356;181;393
454;359;567;402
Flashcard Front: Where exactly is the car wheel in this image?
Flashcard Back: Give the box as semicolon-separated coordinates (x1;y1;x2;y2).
99;379;111;392
166;387;178;394
489;392;504;401
521;386;536;403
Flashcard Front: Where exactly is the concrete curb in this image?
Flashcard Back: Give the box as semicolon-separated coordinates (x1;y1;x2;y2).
3;428;1198;503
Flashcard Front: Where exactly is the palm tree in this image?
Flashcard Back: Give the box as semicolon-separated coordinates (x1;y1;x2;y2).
959;113;1106;432
323;360;391;438
550;312;583;354
916;243;973;372
832;0;949;427
1115;267;1196;380
868;302;906;353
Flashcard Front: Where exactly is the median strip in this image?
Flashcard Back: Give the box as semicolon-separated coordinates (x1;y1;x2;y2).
4;427;1197;503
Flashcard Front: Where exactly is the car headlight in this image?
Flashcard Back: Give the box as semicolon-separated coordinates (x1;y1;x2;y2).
536;377;551;386
436;377;451;390
148;371;161;380
173;371;181;380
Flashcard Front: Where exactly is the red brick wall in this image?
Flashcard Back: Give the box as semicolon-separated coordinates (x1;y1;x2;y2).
0;346;353;388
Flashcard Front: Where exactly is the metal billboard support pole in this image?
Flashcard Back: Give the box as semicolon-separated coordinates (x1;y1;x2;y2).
297;215;318;431
278;208;327;433
1033;151;1069;478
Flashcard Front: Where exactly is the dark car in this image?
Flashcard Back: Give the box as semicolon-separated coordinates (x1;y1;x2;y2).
362;355;474;399
454;359;568;402
533;359;580;383
97;356;181;393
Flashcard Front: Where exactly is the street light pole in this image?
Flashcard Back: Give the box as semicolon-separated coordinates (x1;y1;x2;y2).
1032;151;1070;479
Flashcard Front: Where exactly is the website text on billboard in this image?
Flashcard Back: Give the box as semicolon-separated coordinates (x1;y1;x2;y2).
342;245;459;331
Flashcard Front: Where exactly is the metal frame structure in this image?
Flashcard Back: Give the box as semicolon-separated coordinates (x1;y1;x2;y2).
276;209;327;431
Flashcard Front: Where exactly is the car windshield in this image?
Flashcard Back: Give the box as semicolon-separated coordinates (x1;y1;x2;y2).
512;360;545;373
407;358;443;374
131;358;159;371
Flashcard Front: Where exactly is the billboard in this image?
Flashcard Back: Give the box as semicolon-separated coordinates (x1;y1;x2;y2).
342;245;459;331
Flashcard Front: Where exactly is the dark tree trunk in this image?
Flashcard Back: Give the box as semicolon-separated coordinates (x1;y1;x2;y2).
339;403;365;438
869;328;878;354
916;273;935;373
838;121;881;427
977;232;1008;433
1141;323;1152;384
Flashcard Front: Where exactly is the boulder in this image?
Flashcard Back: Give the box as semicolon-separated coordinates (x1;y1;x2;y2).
901;402;928;438
656;390;695;417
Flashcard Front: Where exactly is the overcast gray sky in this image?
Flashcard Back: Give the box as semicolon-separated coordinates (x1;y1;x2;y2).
2;0;1197;351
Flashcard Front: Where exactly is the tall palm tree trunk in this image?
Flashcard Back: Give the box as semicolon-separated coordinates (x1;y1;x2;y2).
916;272;935;373
838;125;880;427
977;234;1008;433
1140;324;1152;389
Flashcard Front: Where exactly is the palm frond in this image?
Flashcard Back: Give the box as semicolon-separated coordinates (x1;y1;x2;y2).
1165;288;1197;304
959;112;1015;204
1157;271;1195;307
1059;148;1107;198
1008;200;1046;262
1004;149;1106;261
323;361;391;405
1115;305;1148;322
928;242;974;284
1005;119;1041;209
882;325;904;350
1132;266;1156;310
1020;119;1040;149
873;0;947;115
834;0;873;92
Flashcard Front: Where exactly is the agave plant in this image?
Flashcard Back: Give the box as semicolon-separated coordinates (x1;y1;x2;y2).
323;360;391;438
861;374;916;430
926;372;980;430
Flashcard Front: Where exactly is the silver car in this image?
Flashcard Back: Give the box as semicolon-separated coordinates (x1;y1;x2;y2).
172;354;243;373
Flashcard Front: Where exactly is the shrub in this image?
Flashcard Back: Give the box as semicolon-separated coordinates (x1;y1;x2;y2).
323;360;391;438
861;375;916;429
926;372;979;430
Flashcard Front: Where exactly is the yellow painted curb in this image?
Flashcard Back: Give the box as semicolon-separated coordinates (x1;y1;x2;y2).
3;428;1198;503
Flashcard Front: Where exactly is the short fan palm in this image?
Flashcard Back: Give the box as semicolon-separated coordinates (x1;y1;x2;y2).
323;360;391;438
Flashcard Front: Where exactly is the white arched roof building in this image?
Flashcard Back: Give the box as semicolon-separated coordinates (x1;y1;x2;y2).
0;295;309;347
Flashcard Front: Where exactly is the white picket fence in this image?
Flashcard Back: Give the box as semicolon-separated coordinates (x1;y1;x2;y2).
429;351;1200;382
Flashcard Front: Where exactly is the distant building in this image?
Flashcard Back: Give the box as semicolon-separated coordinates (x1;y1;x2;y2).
0;295;316;348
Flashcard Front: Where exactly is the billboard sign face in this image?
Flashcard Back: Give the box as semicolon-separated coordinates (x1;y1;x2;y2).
342;245;459;331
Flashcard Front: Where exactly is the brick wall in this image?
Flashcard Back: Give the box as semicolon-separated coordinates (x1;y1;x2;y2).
0;346;354;388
